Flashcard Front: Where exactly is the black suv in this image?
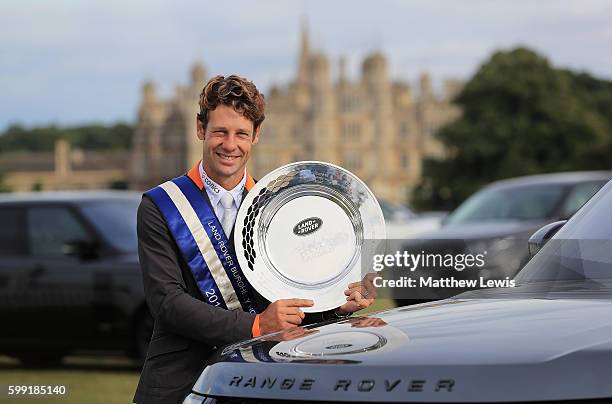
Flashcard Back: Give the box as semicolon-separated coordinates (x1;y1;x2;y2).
0;191;151;365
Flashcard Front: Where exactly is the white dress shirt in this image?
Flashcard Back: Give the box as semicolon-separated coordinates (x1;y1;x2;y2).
199;162;246;233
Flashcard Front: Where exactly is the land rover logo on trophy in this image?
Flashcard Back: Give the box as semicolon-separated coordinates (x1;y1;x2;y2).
293;217;323;236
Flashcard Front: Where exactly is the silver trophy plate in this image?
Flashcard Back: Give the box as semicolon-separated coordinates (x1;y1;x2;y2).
235;161;385;313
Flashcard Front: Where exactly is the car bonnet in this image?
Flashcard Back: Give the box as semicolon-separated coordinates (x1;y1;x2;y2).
189;298;612;402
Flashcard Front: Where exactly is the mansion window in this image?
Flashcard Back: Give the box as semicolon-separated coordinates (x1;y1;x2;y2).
399;121;410;138
292;125;302;139
400;152;410;170
342;122;361;139
344;153;362;171
341;95;360;112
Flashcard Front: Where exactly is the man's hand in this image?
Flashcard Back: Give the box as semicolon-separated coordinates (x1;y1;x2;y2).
336;273;377;316
259;298;314;334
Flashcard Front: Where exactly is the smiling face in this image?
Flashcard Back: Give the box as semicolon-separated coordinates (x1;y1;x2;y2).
197;104;260;190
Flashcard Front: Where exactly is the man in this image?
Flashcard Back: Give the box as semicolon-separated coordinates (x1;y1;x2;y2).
133;75;375;403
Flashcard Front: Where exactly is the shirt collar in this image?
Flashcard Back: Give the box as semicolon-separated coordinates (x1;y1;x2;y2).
199;161;246;208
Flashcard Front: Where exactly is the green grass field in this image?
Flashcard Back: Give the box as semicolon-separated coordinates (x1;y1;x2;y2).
0;299;396;404
0;355;140;404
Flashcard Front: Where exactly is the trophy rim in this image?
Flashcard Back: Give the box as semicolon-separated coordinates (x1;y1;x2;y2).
235;160;386;312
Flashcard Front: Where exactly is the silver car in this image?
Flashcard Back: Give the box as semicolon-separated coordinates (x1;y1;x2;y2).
183;179;612;403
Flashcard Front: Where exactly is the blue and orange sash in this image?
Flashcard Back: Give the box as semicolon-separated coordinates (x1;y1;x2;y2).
145;161;260;314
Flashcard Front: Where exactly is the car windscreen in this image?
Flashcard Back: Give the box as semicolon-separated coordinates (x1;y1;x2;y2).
380;200;415;221
445;184;566;225
514;180;612;287
79;199;139;253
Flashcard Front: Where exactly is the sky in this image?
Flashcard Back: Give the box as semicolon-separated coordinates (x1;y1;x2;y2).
1;0;611;131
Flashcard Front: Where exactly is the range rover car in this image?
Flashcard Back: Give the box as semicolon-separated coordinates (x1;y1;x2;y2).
183;178;612;403
0;191;151;365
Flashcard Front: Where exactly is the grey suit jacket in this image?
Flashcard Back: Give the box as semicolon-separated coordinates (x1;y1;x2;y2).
133;182;336;403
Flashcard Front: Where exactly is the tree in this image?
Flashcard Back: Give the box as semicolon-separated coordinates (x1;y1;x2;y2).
413;47;612;210
31;181;43;192
0;170;9;193
0;123;133;153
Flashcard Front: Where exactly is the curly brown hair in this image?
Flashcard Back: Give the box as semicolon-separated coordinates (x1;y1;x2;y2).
197;75;265;132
